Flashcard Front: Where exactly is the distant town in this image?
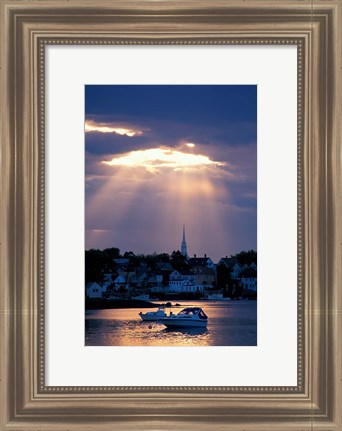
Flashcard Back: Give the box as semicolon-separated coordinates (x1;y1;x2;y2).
86;226;257;304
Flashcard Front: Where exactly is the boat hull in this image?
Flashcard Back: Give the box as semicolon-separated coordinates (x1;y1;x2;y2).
160;318;207;328
139;315;165;322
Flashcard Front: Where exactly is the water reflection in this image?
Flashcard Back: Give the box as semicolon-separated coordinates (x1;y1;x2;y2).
85;300;257;347
162;327;208;336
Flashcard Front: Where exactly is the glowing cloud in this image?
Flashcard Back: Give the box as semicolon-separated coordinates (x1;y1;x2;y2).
185;143;196;148
102;148;224;172
85;120;144;137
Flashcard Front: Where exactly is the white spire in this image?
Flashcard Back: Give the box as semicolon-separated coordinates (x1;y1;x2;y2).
181;224;188;257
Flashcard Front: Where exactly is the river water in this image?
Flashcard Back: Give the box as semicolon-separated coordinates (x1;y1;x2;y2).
85;300;257;346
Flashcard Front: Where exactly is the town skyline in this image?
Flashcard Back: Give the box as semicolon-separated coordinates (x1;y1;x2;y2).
85;85;257;261
85;223;256;265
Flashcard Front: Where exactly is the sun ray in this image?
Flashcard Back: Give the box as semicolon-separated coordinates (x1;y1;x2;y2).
86;142;244;259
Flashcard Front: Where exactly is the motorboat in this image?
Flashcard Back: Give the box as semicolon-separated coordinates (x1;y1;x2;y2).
139;306;167;321
160;307;208;328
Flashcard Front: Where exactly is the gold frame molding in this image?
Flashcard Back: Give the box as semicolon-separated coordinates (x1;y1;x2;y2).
1;1;341;430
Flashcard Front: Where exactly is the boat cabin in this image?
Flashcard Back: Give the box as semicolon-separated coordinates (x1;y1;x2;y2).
178;307;208;320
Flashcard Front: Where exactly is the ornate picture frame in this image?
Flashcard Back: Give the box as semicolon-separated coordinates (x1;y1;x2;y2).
1;1;341;429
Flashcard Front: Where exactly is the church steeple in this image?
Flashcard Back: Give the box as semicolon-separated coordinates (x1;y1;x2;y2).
181;224;188;257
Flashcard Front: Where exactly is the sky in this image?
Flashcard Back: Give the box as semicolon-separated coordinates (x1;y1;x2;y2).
85;85;257;262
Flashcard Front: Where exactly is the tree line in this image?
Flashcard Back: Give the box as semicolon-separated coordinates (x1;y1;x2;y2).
85;247;256;284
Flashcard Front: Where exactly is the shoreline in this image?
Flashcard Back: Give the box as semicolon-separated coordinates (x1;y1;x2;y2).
85;299;163;310
85;297;256;310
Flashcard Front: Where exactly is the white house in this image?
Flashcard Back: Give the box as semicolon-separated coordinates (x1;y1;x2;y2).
169;270;186;290
168;279;204;293
240;269;257;291
168;270;203;292
169;270;194;286
86;282;106;298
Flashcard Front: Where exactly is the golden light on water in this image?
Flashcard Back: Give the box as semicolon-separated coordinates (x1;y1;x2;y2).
85;120;144;137
86;307;214;346
102;148;224;172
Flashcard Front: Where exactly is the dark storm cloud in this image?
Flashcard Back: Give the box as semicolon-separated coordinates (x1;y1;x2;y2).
85;116;256;158
85;131;151;156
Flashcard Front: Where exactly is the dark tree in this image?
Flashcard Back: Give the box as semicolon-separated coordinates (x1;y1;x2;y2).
159;253;170;263
230;250;257;266
123;251;135;258
103;247;121;259
216;264;244;298
216;263;232;293
85;249;108;282
170;250;189;271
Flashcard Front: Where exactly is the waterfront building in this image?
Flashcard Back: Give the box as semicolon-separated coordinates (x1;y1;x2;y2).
130;269;149;287
155;262;174;286
170;270;194;282
86;282;106;298
240;268;257;291
147;273;163;285
192;266;216;288
113;271;135;290
156;262;174;272
188;254;215;270
169;279;204;293
168;270;203;292
217;257;242;279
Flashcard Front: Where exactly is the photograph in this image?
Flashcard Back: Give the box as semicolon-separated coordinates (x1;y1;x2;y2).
84;85;257;346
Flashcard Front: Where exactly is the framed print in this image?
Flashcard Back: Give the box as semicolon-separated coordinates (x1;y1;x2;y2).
1;1;341;430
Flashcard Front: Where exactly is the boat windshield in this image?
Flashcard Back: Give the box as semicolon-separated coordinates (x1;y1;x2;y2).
178;308;207;319
198;309;208;319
